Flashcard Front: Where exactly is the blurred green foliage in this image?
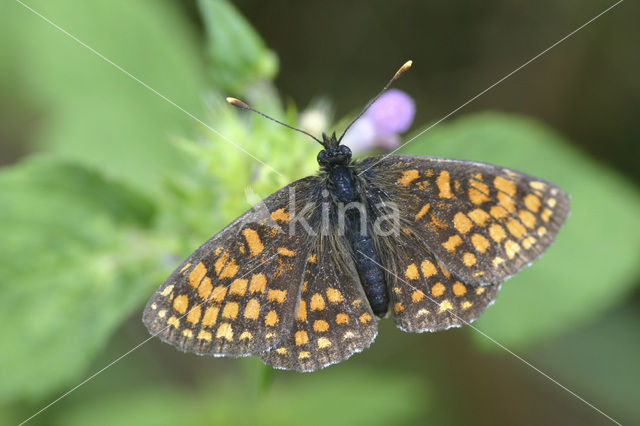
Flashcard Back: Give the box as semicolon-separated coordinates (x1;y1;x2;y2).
0;0;638;425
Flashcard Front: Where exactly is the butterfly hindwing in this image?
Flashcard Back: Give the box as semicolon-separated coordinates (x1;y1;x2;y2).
375;228;501;332
142;177;320;357
260;222;378;371
358;154;570;286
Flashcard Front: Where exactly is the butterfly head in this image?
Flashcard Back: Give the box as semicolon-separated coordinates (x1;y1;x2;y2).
318;132;352;168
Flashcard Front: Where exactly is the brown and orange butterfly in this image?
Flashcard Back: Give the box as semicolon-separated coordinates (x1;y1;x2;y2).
143;61;569;371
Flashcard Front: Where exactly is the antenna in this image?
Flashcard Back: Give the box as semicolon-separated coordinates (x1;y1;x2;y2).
337;60;413;144
226;97;326;147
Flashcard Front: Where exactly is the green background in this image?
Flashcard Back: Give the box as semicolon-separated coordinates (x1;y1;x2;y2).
1;1;638;425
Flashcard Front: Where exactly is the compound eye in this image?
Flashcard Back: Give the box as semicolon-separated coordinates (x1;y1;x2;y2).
317;150;328;164
338;145;351;155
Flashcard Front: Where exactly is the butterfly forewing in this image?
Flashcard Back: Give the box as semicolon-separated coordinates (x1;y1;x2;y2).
260;237;378;371
142;177;320;357
358;155;570;286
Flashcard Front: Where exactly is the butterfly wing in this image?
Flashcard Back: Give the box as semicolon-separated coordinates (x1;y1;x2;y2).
358;154;570;286
356;154;569;331
373;228;501;332
260;235;378;371
142;176;321;357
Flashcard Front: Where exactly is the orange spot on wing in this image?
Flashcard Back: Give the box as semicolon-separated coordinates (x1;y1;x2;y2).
222;302;239;319
471;233;490;253
249;273;267;293
313;320;330;332
490;205;509;219
326;288;344;303
317;337;332;348
270;208;290;223
437;170;454;198
421;260;437;277
277;247;295;256
295;330;309;345
497;192;515;212
494;176;517;196
214;251;230;275
336;313;349;324
244;299;260;320
518;209;537;229
242;228;264;257
524;194;541;212
462;252;477;267
216;322;234;341
454;212;473;234
504;239;521;259
267;289;287;304
197;330;212;341
186;305;202;324
442;235;463;252
229;278;248;296
210;285;228;302
296;300;307;321
397;169;419;186
219;258;239;279
469;180;491;205
310;293;326;311
489;224;506;242
431;282;446;297
359;313;372;323
468;208;491;226
411;290;425;302
188;262;206;287
415;203;431;220
452;282;467;296
506;219;527;238
405;263;420;280
438;300;453;312
264;310;279;326
198;276;213;300
173;294;189;314
202;307;219;327
167;316;180;328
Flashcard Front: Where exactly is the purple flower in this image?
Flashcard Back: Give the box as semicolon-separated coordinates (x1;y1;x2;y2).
342;89;415;153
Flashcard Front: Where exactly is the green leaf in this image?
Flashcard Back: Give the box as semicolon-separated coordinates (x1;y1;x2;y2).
56;367;424;426
0;158;160;402
1;0;207;195
532;306;640;424
399;112;640;348
198;0;278;92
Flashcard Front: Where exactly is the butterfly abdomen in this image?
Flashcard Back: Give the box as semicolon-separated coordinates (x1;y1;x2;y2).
351;232;388;316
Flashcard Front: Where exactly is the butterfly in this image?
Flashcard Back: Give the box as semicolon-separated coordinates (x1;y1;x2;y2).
143;60;570;371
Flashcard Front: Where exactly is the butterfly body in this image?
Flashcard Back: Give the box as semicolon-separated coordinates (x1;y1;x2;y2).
319;133;390;317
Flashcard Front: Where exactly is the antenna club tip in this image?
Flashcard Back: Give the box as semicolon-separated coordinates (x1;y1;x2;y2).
394;60;413;78
226;97;249;108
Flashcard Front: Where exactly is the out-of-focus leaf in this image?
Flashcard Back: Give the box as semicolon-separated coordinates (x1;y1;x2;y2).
0;158;161;402
1;0;207;194
57;368;424;426
532;306;640;424
198;0;278;92
399;112;640;348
